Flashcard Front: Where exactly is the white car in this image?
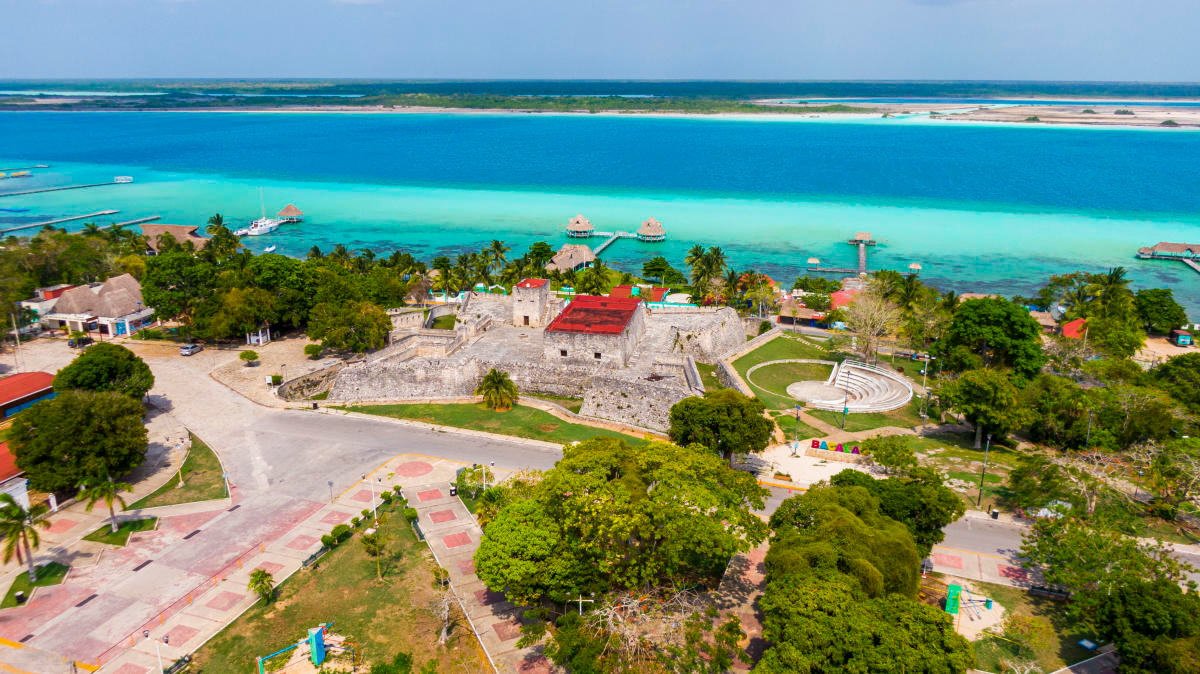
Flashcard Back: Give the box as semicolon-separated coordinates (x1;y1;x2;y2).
179;344;203;356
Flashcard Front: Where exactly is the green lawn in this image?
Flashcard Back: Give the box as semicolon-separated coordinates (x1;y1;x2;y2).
347;403;646;446
808;399;926;432
129;433;228;509
1;562;69;608
83;517;157;546
694;363;725;391
967;580;1097;673
429;314;456;330
770;411;824;442
731;334;831;410
190;507;483;673
526;394;584;414
747;361;834;409
311;390;329;401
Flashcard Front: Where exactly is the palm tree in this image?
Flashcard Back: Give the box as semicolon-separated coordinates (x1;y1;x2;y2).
704;246;727;274
79;476;132;534
475;369;519;411
248;568;275;603
205;213;225;233
684;244;707;270
487;240;511;273
895;275;924;312
576;259;610;296
0;493;51;583
81;222;102;237
940;290;960;313
723;268;741;305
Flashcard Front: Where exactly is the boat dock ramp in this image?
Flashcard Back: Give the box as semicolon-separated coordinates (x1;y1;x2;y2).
0;210;119;234
105;215;161;229
591;231;637;255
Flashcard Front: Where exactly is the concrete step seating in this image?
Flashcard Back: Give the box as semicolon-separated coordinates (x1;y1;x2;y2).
808;361;913;413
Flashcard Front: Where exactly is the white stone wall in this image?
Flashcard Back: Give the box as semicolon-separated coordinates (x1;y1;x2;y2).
512;283;552;327
658;307;744;364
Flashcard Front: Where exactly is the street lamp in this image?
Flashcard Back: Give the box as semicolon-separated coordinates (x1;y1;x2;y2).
327;479;334;503
977;434;992;507
793;404;802;456
221;472;229;499
921;355;936;391
841;393;849;430
143;631;169;674
362;473;379;523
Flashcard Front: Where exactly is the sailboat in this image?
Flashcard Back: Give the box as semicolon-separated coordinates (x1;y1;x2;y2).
234;187;284;237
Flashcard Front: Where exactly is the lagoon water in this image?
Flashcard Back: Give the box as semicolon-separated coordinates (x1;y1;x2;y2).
2;111;1199;312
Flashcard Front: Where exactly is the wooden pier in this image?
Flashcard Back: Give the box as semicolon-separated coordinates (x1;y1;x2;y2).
592;231;636;255
0;181;125;198
0;210;119;234
0;164;49;172
106;215;161;229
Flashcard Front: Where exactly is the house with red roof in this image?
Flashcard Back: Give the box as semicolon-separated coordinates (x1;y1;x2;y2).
513;278;554;327
1062;318;1088;340
609;285;670;303
0;372;54;510
543;295;647;368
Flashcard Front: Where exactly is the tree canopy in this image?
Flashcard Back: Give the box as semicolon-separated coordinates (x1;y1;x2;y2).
52;343;154;399
829;469;964;557
667;389;773;459
938;368;1032;448
474;437;768;606
1134;288;1188;334
933;298;1045;378
7;391;148;492
306;300;391;353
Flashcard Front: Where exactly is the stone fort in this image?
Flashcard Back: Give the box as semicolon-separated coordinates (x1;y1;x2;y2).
327;279;744;431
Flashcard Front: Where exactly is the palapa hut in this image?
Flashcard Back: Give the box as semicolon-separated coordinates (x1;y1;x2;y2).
636;217;666;242
140;224;209;255
546;244;596;273
277;204;304;223
566;214;594;238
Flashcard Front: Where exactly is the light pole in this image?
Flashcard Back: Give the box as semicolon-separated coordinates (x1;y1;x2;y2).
977;433;992;507
327;479;334;503
143;631;168;673
793;404;801;456
841;393;848;430
281;363;286;386
221;472;229;499
921;355;936;391
362;474;379;523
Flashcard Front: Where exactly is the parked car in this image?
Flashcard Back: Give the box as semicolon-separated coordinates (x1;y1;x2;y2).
68;336;93;349
179;343;203;356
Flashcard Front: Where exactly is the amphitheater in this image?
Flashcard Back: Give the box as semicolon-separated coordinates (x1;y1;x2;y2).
783;360;913;413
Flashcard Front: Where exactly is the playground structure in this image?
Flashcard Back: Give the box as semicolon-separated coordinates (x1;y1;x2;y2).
256;622;360;673
944;584;993;626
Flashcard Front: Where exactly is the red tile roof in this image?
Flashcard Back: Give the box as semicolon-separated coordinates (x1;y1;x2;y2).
609;285;669;302
1062;318;1088;339
0;442;21;482
830;290;859;310
516;278;549;289
545;296;642;335
0;372;54;406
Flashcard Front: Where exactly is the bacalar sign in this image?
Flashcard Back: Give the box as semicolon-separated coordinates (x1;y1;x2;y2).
812;439;860;454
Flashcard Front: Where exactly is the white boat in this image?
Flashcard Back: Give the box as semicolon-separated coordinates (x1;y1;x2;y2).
235;187;283;236
264;244;277;253
114;176;133;183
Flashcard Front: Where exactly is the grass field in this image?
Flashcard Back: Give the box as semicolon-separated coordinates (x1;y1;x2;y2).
967;580;1096;673
770;411;824;442
129;433;228;509
429;314;457;330
808;398;926;432
747;361;834;409
1;562;69;608
82;517;157;546
731;334;829;409
695;363;725;391
190;505;484;673
347;403;645;445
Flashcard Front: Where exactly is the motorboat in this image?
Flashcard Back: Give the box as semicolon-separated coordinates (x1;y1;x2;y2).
235;187;284;236
114;176;133;183
264;244;277;253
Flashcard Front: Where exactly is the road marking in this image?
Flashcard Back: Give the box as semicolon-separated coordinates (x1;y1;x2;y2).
758;480;806;491
0;640;21;650
931;545;1012;561
0;661;34;674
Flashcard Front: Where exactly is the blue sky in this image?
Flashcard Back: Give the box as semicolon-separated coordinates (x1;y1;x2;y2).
3;0;1198;80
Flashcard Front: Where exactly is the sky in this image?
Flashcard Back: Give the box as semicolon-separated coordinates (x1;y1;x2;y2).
3;0;1199;81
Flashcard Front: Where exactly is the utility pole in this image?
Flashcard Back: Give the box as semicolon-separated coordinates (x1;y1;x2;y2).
841;394;848;430
9;313;23;373
976;434;992;507
574;594;595;615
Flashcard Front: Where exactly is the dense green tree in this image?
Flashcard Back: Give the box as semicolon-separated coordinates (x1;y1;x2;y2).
1021;374;1090;449
142;250;217;320
306;300;391;353
8;391;148;492
475;438;767;605
1154;353;1200;414
1087;314;1146;358
859;435;916;475
1089;383;1177;449
52;343;155;399
1135;288;1189;334
1020;516;1196;622
1005;455;1076;512
641;255;672;283
1093;578;1200;674
938;368;1033;448
199;286;277;339
933;298;1045;378
668;389;773;460
828;469;964;557
792;275;842;294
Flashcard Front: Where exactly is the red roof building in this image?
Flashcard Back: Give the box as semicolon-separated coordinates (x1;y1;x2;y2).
0;443;21;483
1062;318;1088;340
830;290;859;310
609;285;669;302
516;278;549;289
0;372;55;419
546;296;644;335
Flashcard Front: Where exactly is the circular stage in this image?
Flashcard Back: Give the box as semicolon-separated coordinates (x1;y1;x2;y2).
785;380;846;406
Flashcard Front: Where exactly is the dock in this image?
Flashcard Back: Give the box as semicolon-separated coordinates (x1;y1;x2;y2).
1136;242;1200;276
0;181;125;198
106;215;161;229
0;164;49;172
592;231;636;255
0;210;119;234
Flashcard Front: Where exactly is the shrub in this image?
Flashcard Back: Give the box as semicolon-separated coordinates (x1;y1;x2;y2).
351;516;360;527
758;320;772;335
361;508;371;518
380;491;393;503
320;534;336;549
240;350;259;366
270;374;282;385
1024;116;1040;122
330;524;351;542
1114;109;1134;115
304;343;323;360
404;507;419;522
1161;119;1180;127
369;652;414;674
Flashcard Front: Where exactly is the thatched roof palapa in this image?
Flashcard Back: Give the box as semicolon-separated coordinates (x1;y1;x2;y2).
546;244;596;272
566;214;594;234
636;217;666;238
50;274;145;319
141;224;209;253
277;204;304;218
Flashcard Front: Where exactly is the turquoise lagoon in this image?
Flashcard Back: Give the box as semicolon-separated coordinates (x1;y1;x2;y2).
1;112;1199;312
